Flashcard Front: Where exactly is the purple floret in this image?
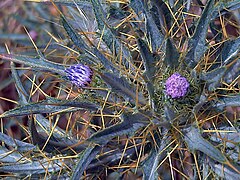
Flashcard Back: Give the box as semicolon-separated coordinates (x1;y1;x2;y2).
165;73;189;99
65;64;93;87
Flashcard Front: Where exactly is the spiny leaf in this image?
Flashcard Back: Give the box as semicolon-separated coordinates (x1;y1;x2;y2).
142;133;171;180
0;102;79;118
151;0;172;32
62;15;117;72
138;39;156;80
193;92;208;113
142;150;159;180
0;147;27;163
90;0;106;30
100;72;146;105
109;4;127;20
61;15;89;52
0;160;61;175
221;37;240;65
0;98;101;118
11;62;28;104
146;14;165;52
209;127;239;150
0;76;15;90
29;119;85;154
87;146;138;173
209;159;240;179
35;114;66;139
130;0;145;15
130;0;165;52
88;112;149;144
185;0;214;69
137;39;156;102
163;105;176;122
34;0;92;7
0;54;65;75
184;126;227;163
0;132;35;152
223;59;240;84
11;63;66;137
0;33;29;41
212;0;240;19
90;0;133;68
71;145;102;179
164;38;180;69
91;47;118;72
212;94;240;111
200;66;226;92
43;98;101;110
144;6;165;52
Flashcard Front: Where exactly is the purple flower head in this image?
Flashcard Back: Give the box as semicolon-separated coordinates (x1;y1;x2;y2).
165;73;189;99
65;64;93;87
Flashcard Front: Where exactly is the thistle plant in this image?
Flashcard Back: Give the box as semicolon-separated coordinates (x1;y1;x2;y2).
0;0;239;179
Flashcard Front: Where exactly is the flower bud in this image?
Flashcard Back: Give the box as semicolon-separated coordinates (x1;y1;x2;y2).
65;64;93;87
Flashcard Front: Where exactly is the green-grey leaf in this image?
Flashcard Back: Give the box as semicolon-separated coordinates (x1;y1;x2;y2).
90;0;132;69
0;132;35;152
185;0;214;69
0;160;61;175
200;66;226;92
91;47;118;72
11;62;29;104
11;63;66;137
145;10;165;52
0;33;29;41
184;126;227;163
29;119;85;154
0;147;27;163
100;72;146;105
142;134;171;180
130;0;145;16
137;39;156;102
0;103;76;118
221;37;240;65
62;15;89;51
0;76;14;90
164;38;180;69
87;146;138;172
62;15;117;72
43;98;100;110
143;150;159;180
209;159;240;179
35;114;66;139
163;105;176;122
130;0;165;52
212;94;240;111
202;66;225;84
193;92;208;113
71;145;102;180
0;98;99;118
151;0;172;33
90;0;106;30
212;0;240;20
35;0;92;7
0;54;65;75
138;39;156;80
223;58;240;84
88;112;149;144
